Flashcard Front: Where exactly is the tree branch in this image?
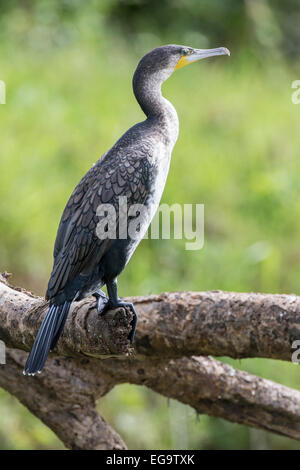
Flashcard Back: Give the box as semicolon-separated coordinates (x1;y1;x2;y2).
1;274;300;448
1;278;299;361
1;348;126;450
100;355;300;440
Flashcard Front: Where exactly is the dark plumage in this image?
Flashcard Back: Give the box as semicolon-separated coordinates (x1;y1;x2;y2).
24;44;229;375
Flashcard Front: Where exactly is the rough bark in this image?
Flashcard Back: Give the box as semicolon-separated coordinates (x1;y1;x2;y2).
0;273;300;449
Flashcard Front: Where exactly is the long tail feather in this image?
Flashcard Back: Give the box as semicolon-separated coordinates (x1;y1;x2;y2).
50;301;71;351
23;301;71;375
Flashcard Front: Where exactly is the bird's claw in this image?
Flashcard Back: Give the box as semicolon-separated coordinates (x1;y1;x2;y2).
93;291;137;343
92;290;109;315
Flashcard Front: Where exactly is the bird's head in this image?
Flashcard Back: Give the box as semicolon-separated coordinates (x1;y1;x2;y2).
134;44;230;84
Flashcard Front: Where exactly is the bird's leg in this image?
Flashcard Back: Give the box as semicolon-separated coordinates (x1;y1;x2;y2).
101;278;138;344
92;289;109;314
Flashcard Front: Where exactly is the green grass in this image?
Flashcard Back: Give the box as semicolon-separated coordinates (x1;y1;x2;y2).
1;22;300;449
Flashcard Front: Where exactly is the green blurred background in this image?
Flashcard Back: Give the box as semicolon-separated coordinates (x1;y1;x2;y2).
1;0;300;450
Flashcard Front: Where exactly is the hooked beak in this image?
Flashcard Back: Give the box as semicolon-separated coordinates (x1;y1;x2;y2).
175;47;230;70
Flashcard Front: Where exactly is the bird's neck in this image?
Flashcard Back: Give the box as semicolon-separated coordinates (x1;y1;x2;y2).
133;70;179;144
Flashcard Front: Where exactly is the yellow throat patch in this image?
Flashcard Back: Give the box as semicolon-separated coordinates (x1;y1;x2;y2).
174;56;190;70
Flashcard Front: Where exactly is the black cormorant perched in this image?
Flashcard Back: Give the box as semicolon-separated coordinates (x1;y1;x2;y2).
24;44;230;375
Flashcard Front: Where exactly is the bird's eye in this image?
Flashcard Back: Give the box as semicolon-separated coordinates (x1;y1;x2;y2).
181;49;193;57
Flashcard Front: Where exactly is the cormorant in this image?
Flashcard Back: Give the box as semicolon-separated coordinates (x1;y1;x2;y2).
24;44;230;375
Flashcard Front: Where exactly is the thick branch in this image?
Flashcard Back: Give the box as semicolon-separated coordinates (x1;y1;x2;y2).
1;279;300;361
0;348;126;450
0;279;132;357
101;356;300;440
1;274;300;447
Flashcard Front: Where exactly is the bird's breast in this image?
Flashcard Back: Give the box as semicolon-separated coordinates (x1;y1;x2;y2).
138;141;172;237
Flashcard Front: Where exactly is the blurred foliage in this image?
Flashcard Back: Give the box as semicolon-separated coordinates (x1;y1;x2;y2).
1;0;300;450
0;0;300;60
